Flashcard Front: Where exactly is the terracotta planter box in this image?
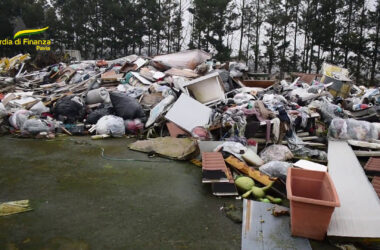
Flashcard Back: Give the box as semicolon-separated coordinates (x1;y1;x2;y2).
286;168;340;240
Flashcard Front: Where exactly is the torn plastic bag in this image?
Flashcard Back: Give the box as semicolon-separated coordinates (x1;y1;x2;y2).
109;92;146;122
287;132;328;161
30;101;49;115
313;98;343;123
212;69;233;92
96;115;125;137
288;88;317;103
86;87;110;104
53;96;85;124
125;88;145;99
9;110;32;129
262;94;288;111
0;103;7;118
242;148;264;166
86;105;113;124
214;141;247;160
125;119;143;134
259;145;294;163
233;93;255;105
328;118;378;141
259;161;292;179
191;126;210;140
21;119;54;135
229;63;248;78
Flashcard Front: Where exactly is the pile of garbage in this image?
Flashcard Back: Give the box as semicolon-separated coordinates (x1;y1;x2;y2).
1;50;380;194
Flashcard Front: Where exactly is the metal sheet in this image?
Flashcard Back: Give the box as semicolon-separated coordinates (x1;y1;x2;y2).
242;199;311;250
327;140;380;238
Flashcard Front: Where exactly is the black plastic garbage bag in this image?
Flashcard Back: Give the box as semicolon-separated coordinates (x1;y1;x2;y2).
109;92;146;122
86;105;113;124
53;96;85;124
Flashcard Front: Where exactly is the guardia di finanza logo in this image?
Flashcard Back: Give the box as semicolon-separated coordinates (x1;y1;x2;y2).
0;26;51;51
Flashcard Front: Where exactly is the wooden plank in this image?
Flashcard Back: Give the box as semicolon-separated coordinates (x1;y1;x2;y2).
327;140;380;238
354;151;380;157
348;140;380;150
251;138;325;147
242;199;311;250
225;156;276;186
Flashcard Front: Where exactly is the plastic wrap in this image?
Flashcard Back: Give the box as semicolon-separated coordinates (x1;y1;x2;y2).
259;145;294;162
30;101;50;115
9;110;32;129
287;132;328;161
96;115;125;137
329;118;378;141
319;99;343;123
21;119;53;135
259;161;292;178
233;93;255;105
214;141;247;160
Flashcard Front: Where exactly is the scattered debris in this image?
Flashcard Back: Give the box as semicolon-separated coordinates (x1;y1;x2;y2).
1;49;380;246
0;200;32;216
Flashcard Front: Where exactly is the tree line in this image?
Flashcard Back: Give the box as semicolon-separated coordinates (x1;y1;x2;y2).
0;0;379;85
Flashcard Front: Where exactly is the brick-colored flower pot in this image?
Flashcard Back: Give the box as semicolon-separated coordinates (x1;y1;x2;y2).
286;168;340;240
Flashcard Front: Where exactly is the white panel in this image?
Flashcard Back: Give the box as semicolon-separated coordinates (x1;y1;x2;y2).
165;94;212;133
327;140;380;238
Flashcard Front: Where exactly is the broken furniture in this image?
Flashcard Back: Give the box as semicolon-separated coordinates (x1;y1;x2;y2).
182;72;226;105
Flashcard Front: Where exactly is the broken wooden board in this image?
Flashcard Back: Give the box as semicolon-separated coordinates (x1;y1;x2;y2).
354;150;380;157
327;140;380;238
348;140;380;150
225;155;276;186
242;199;311;250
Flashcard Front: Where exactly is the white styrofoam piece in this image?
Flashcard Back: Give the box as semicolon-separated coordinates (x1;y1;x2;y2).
293;159;327;172
327;140;380;238
131;72;152;85
165;93;211;133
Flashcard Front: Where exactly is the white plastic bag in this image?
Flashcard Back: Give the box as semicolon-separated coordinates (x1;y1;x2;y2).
96;115;125;137
260;145;294;162
259;161;292;178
